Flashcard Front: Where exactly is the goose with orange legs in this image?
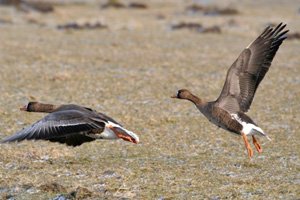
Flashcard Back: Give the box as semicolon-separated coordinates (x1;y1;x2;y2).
1;102;139;146
172;23;288;159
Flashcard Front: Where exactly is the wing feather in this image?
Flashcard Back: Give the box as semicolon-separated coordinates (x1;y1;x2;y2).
1;110;105;145
216;23;288;113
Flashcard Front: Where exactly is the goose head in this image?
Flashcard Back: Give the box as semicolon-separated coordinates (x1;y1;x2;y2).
171;89;204;106
171;89;193;100
20;102;56;113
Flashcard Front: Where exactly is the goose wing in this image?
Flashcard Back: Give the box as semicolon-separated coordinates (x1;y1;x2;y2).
1;109;105;146
96;112;122;126
216;23;288;113
57;104;122;126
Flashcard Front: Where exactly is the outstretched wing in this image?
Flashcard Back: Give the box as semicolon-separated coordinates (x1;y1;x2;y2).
1;110;105;146
216;23;288;113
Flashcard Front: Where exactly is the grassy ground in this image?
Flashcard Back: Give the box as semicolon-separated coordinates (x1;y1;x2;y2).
0;0;299;199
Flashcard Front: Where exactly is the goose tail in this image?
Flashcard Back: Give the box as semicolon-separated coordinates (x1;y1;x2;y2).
106;121;139;144
250;126;272;141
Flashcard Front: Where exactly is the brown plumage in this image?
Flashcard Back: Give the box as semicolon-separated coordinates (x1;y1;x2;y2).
1;102;139;146
172;23;288;159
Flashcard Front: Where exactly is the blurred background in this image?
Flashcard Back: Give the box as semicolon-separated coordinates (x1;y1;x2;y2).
0;0;299;199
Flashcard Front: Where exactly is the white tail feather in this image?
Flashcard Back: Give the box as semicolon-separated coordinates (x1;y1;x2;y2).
250;126;271;141
106;121;139;143
231;114;271;140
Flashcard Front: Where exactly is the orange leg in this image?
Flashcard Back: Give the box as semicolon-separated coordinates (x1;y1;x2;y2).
109;126;137;144
242;133;253;159
252;136;262;153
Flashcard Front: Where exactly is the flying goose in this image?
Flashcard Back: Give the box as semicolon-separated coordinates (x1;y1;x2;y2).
1;102;139;146
172;23;288;158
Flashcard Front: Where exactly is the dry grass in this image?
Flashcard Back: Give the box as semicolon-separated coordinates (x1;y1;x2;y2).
0;0;299;199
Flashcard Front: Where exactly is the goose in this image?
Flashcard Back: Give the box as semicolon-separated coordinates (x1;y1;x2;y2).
1;102;139;146
172;23;288;158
